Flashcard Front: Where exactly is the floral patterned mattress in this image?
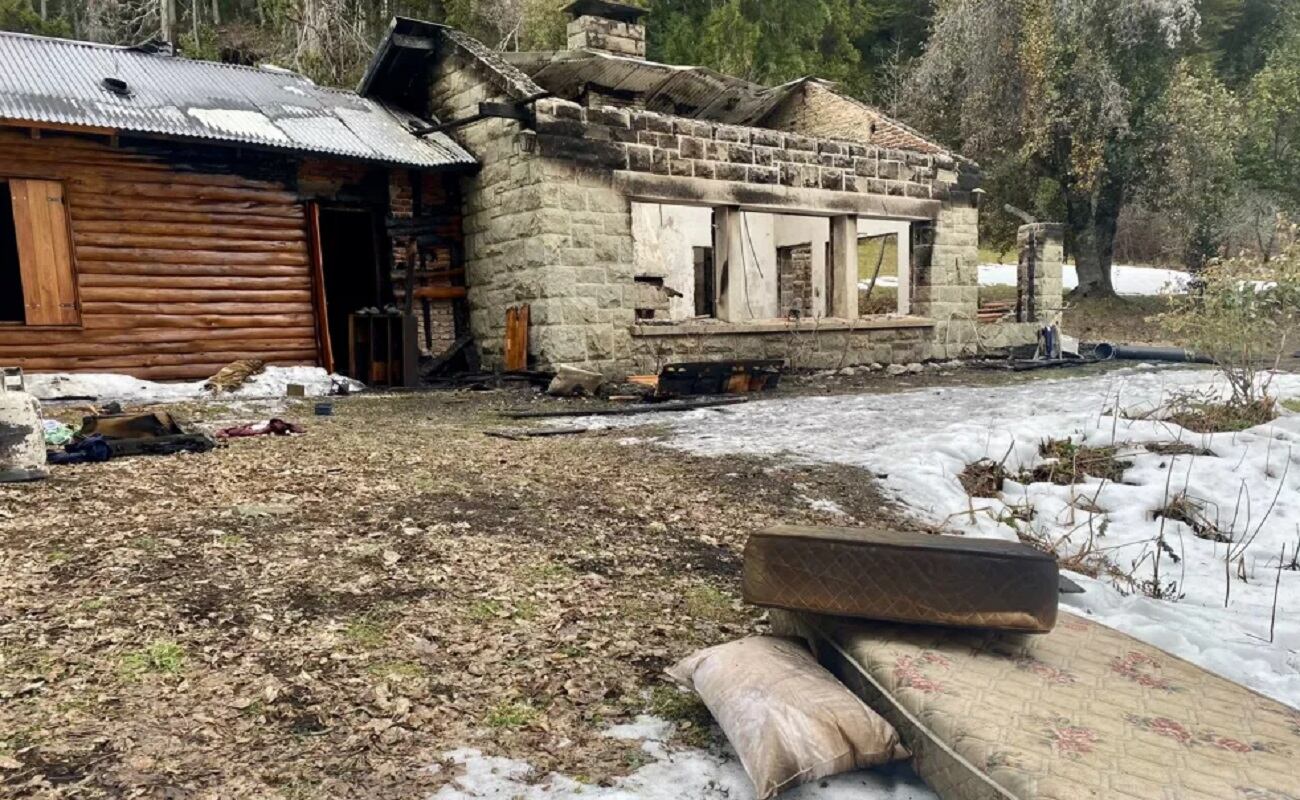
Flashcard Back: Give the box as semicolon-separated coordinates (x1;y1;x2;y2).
800;611;1300;800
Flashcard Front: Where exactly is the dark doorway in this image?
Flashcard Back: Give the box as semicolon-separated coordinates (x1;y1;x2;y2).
692;246;715;317
0;184;25;323
318;208;385;375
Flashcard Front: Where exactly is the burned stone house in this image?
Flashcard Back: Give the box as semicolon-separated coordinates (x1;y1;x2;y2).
0;30;475;383
361;0;1063;375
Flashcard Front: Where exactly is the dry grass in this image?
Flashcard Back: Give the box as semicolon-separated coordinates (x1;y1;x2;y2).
1153;493;1232;543
1028;438;1132;485
1167;398;1277;433
959;459;1011;497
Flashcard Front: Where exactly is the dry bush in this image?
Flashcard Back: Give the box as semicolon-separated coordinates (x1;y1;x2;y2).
959;459;1010;497
1160;233;1300;410
1027;438;1132;485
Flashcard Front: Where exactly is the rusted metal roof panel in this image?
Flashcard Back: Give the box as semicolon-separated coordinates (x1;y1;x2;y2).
0;30;475;169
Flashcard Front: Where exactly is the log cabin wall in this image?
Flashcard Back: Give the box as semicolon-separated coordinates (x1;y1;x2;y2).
0;128;319;381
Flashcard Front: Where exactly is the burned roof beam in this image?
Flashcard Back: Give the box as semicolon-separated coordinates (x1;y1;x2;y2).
413;97;548;137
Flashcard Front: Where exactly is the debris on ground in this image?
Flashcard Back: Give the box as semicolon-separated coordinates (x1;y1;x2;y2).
46;412;216;465
657;361;783;398
204;359;267;394
216;418;306;438
505;397;750;420
547;365;605;397
42;420;74;447
484;426;591;441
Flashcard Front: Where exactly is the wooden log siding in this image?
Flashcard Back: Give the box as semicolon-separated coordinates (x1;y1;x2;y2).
0;131;319;380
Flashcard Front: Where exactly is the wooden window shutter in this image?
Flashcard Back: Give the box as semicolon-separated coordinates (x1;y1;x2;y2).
9;179;80;326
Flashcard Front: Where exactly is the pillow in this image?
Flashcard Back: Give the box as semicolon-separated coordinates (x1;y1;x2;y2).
667;636;907;799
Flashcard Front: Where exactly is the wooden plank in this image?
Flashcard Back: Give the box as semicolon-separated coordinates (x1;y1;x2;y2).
0;338;317;358
78;274;311;290
79;288;311;304
504;304;529;372
412;285;468;300
0;326;316;346
76;260;309;278
74;247;308;266
69;199;303;222
84;313;317;330
81;301;314;316
72;220;308;241
72;232;307;253
306;201;333;373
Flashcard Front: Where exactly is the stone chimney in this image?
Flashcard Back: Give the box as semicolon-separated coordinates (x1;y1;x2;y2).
564;0;647;60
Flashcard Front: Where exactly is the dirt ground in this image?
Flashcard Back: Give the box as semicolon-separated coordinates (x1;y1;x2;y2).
1;383;933;799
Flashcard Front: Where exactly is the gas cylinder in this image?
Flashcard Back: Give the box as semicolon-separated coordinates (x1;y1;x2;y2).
0;368;48;482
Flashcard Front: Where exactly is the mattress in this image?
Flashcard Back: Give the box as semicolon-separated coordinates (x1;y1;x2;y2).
794;611;1300;800
744;526;1059;633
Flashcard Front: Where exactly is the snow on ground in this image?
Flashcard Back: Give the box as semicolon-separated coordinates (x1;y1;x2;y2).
25;367;361;403
580;368;1300;708
979;263;1191;296
431;715;936;800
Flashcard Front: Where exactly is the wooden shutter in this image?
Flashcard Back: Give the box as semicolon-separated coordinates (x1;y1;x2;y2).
10;179;79;326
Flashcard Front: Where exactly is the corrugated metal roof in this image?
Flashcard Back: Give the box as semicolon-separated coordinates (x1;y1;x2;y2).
0;30;476;169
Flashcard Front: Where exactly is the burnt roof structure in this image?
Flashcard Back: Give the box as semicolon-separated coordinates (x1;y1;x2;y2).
0;29;475;169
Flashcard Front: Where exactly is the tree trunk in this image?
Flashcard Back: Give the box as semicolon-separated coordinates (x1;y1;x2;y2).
1065;179;1122;297
160;0;178;44
211;0;221;25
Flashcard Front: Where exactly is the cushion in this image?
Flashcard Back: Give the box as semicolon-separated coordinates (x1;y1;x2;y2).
744;526;1059;633
667;636;907;800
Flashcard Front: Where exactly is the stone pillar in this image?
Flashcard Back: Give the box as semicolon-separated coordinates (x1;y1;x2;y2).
915;202;979;322
1017;222;1065;323
829;215;859;320
713;206;746;322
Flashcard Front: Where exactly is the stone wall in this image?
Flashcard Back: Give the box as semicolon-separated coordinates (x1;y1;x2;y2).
1017;222;1065;324
429;63;992;374
629;322;934;372
531;98;978;203
777;244;814;317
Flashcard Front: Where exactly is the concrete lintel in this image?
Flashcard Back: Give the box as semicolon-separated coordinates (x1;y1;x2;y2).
613;171;940;220
631;316;935;337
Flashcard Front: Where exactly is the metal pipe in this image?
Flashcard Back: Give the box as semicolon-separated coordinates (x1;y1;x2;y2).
1093;343;1213;364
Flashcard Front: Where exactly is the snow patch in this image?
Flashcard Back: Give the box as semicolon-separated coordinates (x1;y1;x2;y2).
26;367;360;403
579;368;1300;708
431;717;935;799
978;263;1191;296
187;107;289;142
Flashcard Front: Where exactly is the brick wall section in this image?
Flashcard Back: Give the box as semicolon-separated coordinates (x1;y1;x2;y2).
388;170;462;356
777;244;814;317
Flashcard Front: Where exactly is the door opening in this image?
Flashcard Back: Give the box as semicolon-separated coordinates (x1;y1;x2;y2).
317;207;385;379
0;185;25;323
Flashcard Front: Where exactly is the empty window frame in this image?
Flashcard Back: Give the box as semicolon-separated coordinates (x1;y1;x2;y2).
0;178;79;326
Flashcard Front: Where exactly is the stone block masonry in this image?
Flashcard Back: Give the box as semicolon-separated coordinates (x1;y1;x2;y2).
529;98;979;206
1017;223;1065;324
427;57;989;374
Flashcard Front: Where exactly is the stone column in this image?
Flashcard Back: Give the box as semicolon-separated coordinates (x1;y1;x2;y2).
1017;222;1065;323
829;215;859;320
713;206;747;322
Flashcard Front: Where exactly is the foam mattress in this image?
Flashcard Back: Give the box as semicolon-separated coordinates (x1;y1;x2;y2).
797;612;1300;800
744;526;1059;633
